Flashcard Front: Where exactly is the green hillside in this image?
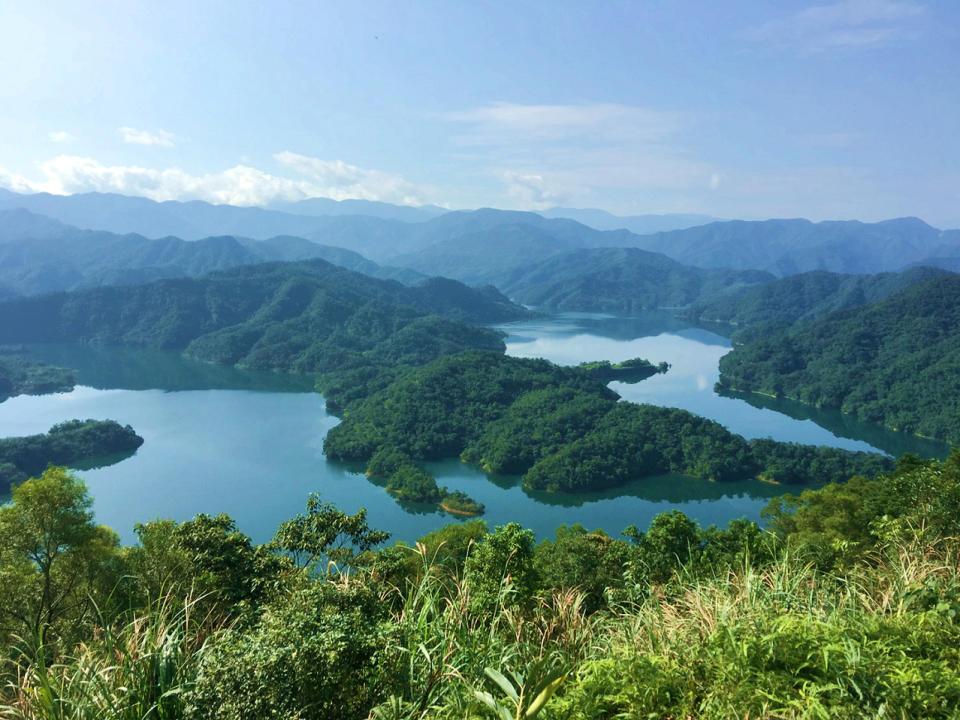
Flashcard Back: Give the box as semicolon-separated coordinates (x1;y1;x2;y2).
0;259;526;375
499;247;773;312
717;274;960;443
325;351;892;492
684;266;952;327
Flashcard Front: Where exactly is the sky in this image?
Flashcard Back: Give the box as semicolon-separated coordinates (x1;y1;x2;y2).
1;0;959;225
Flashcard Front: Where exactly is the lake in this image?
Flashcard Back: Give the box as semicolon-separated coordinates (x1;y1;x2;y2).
0;313;947;545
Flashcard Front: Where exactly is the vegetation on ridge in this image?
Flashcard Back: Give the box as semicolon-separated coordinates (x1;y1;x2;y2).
325;351;893;493
717;274;960;444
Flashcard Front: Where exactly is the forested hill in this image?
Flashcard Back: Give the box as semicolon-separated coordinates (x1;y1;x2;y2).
0;209;421;296
497;247;773;312
683;266;952;327
0;259;527;374
632;217;960;276
325;351;892;492
717;274;960;444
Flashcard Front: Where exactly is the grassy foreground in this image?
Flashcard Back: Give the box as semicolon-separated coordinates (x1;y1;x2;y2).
0;453;957;719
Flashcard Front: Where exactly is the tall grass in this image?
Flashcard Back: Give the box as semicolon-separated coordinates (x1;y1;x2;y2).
1;595;225;720
4;536;959;719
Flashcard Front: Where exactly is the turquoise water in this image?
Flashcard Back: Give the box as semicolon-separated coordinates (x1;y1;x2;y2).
0;313;946;545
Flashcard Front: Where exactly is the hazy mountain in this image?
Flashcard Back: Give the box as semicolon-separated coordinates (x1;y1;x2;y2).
0;189;433;243
632;217;960;276
389;223;581;285
268;197;446;222
0;209;423;295
497;247;774;313
6;188;956;279
541;207;718;234
683;266;954;327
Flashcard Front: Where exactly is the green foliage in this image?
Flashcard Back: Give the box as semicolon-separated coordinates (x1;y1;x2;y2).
749;437;894;485
4;467;960;718
325;351;613;463
718;274;960;443
387;465;444;504
464;523;538;615
0;420;144;491
185;581;399;720
523;402;759;491
171;514;291;612
461;387;614;475
271;493;390;573
764;449;960;566
0;354;74;399
533;526;628;612
439;490;485;516
473;661;567;720
0;467;119;642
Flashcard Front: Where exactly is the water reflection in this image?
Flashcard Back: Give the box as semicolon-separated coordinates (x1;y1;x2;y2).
21;343;315;394
498;313;944;459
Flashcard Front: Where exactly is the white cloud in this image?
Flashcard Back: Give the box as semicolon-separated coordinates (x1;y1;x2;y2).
48;131;74;143
273;152;428;205
745;0;925;55
119;127;175;147
502;171;566;210
709;173;722;190
0;154;437;207
442;102;712;210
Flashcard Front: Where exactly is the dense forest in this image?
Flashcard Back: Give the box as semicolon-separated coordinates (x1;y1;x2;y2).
0;260;525;377
683;266;951;327
0;452;957;718
0;353;74;398
0;419;144;489
497;246;772;313
718;274;960;444
325;351;893;493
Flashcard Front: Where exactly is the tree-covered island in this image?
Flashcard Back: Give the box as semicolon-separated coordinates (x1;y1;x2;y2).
0;353;75;399
0;419;145;489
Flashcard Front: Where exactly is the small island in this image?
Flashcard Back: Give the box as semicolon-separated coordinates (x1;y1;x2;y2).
368;447;486;515
578;357;670;383
0;353;75;399
0;419;145;490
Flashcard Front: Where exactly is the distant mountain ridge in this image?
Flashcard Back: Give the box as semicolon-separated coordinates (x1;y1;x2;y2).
632;217;960;276
0;209;422;296
4;188;960;299
541;207;719;234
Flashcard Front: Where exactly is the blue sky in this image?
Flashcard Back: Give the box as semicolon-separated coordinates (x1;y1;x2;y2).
1;0;958;225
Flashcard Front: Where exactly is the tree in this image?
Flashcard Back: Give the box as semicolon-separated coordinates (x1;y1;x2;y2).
0;467;119;640
270;494;390;574
464;522;537;614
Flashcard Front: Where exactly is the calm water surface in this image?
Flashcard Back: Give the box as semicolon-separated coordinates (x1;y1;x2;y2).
0;313;947;544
